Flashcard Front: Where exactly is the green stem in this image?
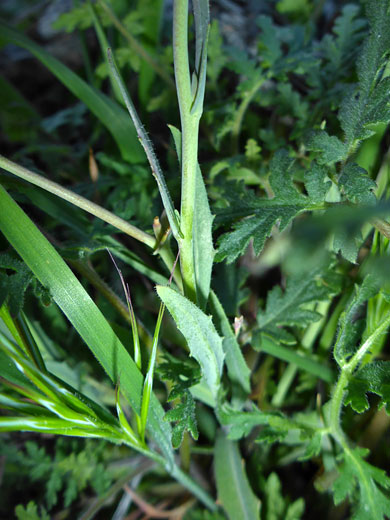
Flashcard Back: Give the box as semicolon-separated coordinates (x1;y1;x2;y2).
173;0;202;302
0;155;155;248
329;310;390;445
99;0;175;89
231;76;264;153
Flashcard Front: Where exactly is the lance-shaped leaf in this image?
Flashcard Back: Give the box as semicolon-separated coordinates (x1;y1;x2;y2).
209;290;250;392
156;286;224;398
0;23;144;164
215;431;260;520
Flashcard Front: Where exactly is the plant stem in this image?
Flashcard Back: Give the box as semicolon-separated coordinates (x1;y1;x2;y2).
329;310;390;445
231;76;265;153
173;0;202;302
99;0;175;89
0;155;155;248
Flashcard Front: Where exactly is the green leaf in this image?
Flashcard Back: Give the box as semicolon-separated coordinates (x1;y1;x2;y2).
217;401;275;440
216;151;309;263
209;290;251;392
263;473;305;520
303;163;332;204
339;163;377;205
257;266;341;345
156;286;224;398
257;16;283;67
15;501;50;520
345;360;390;412
0;185;173;462
332;447;390;520
215;431;260;520
164;390;199;448
158;353;201;400
306;131;348;165
0;23;144;164
0;254;33;316
334;275;379;367
338;1;390;145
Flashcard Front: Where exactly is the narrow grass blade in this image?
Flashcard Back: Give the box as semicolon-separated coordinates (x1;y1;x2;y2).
98;0;175;89
108;249;141;370
0;416;120;441
107;48;182;241
0;23;144;163
0;184;174;463
140;303;165;442
215;431;261;520
89;2;123;104
115;385;142;447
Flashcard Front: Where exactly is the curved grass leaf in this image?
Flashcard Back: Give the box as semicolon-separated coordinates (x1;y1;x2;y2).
0;23;144;164
215;431;260;520
156;286;224;398
0;184;173;463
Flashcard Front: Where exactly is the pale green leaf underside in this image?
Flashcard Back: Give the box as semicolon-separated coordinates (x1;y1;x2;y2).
156;286;224;398
215;432;260;520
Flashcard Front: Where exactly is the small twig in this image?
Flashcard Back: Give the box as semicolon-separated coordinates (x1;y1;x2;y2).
123;485;195;519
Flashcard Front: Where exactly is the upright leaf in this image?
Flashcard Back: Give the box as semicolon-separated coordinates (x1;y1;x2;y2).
156;286;224;398
209;290;250;392
0;23;144;163
215;432;260;520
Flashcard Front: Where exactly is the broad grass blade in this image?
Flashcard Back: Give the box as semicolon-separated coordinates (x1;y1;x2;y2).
0;185;173;463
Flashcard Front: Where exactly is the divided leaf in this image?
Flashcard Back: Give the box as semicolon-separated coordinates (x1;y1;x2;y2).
334;275;379;367
332;447;390;520
215;151;310;263
339;163;377;205
339;0;390;145
345;360;390;412
257;266;341;345
306;131;348;165
164;391;199;449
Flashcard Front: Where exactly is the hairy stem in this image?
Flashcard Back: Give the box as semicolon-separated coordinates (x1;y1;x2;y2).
99;0;175;89
173;0;203;302
329;310;390;445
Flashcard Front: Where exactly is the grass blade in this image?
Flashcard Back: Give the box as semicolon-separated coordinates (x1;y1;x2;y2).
215;431;260;520
0;184;173;463
107;48;182;241
0;22;144;163
140;303;165;442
